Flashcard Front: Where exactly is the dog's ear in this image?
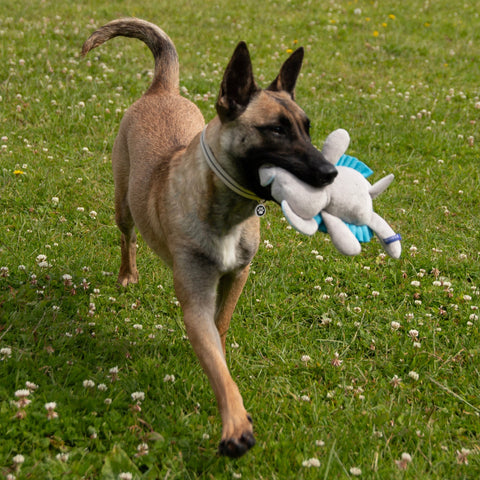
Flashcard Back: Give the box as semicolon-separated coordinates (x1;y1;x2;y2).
216;42;259;121
267;47;304;98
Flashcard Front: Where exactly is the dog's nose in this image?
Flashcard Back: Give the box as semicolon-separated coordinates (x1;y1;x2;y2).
316;162;337;186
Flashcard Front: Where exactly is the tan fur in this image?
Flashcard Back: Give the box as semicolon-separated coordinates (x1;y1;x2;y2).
82;18;336;458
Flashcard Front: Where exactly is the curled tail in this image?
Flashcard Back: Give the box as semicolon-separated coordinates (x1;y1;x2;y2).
81;18;179;94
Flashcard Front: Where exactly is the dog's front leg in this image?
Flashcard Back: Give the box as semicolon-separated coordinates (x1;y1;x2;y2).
174;266;255;458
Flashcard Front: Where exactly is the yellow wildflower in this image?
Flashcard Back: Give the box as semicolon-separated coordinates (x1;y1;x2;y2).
14;169;25;175
373;30;379;37
389;14;396;20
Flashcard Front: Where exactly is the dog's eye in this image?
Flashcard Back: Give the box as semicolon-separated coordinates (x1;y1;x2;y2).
268;125;286;136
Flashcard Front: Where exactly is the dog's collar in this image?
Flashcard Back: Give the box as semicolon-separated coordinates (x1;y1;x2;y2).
200;127;263;202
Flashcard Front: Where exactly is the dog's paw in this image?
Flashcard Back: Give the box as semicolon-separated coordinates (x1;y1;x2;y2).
117;270;139;287
218;431;256;458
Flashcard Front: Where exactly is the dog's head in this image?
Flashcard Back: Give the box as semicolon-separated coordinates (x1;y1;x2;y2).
215;42;337;201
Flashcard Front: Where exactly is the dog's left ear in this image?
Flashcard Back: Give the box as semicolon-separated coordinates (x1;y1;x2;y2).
216;42;259;122
267;47;304;98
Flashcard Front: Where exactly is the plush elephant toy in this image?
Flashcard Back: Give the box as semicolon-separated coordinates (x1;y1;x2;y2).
259;129;402;258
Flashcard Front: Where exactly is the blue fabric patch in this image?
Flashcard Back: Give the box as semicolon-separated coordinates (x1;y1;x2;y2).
316;155;374;243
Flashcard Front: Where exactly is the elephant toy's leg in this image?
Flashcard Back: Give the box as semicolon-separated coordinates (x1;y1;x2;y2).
368;212;402;258
322;211;361;256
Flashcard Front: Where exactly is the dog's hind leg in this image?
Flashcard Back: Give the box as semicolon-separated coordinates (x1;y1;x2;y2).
215;266;250;356
113;140;139;287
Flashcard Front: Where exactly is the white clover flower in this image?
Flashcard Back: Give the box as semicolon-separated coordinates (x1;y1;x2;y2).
408;371;419;381
89;210;97;219
136;443;149;456
410;280;421;287
350;466;362;476
97;383;107;392
13;454;25;464
1;347;12;359
302;458;320;468
131;391;145;402
15;389;30;399
56;452;69;462
25;381;38;391
390;375;402;388
118;473;133;480
83;379;95;388
301;355;311;363
36;254;47;263
408;329;419;339
163;374;175;383
51;196;59;205
300;395;310;402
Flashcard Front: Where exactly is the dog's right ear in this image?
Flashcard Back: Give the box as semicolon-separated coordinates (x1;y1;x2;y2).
216;42;259;122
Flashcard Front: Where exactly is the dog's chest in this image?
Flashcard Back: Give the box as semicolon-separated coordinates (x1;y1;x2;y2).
211;228;253;273
215;231;242;271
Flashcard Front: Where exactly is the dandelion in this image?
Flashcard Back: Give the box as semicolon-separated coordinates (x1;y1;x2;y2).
395;452;412;470
373;30;379;37
302;458;321;467
14;169;26;175
45;402;58;419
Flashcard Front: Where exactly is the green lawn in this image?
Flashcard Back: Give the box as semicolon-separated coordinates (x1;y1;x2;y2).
1;0;479;478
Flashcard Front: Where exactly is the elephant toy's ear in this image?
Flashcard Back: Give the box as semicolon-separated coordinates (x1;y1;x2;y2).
321;129;350;164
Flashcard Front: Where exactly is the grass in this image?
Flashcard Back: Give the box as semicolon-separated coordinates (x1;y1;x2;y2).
1;0;479;478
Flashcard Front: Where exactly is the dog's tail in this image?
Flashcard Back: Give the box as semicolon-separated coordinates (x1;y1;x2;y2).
81;18;179;94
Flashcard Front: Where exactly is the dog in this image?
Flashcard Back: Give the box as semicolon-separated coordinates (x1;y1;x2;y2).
82;18;337;458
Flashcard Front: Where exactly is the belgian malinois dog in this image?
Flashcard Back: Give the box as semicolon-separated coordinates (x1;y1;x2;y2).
82;18;337;458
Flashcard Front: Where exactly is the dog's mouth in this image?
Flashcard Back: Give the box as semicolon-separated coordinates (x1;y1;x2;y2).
242;148;338;202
